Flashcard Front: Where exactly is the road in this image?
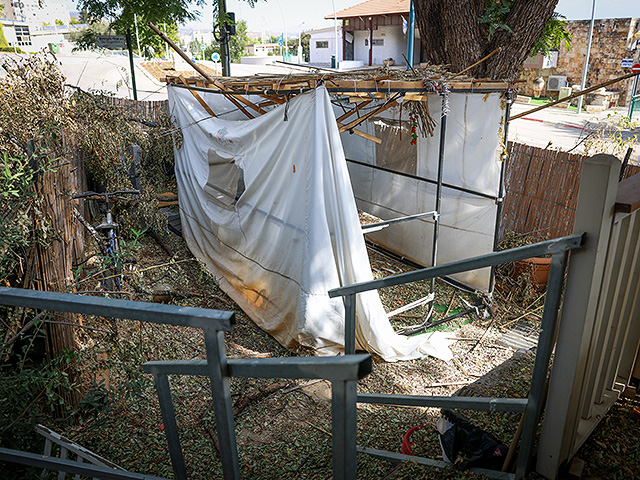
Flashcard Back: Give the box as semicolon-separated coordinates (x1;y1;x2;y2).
509;101;639;161
54;53;314;101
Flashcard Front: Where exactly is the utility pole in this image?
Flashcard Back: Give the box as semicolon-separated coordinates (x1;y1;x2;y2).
406;0;415;70
134;13;141;56
217;0;231;76
126;29;138;100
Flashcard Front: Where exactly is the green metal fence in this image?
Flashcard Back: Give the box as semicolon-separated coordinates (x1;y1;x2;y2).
630;94;640;121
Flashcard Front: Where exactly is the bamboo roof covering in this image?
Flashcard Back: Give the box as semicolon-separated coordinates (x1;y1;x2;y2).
162;65;515;99
162;65;515;144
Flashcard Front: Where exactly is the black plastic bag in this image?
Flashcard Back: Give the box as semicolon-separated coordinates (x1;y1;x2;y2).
436;408;509;470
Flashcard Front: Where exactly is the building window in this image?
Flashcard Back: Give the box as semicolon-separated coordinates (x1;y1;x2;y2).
316;41;329;49
372;39;384;46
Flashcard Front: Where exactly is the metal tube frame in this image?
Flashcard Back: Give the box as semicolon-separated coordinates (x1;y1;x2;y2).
431;94;447;294
489;88;513;294
328;234;584;479
142;355;371;480
0;448;170;480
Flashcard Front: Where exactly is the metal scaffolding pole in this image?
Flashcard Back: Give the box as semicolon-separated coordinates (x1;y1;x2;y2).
489;89;513;294
431;95;448;295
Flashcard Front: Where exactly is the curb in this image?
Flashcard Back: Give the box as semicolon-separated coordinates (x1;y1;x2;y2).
515;116;595;132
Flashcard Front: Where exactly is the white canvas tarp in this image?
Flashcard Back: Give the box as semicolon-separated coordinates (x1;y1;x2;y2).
339;93;505;291
168;85;454;362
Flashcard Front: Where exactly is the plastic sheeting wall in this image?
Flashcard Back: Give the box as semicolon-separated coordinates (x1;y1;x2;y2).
338;93;505;291
168;85;454;362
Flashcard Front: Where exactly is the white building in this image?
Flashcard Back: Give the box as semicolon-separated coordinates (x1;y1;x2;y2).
246;43;279;56
2;0;69;29
308;27;343;66
0;18;32;49
310;0;422;69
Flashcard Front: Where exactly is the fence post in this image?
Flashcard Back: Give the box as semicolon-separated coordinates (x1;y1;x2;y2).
536;154;620;478
331;379;358;480
153;374;187;480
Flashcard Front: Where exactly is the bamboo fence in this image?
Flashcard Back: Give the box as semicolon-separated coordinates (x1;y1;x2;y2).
106;97;169;123
500;142;640;240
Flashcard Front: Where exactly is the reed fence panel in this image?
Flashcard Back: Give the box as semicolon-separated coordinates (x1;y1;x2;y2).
500;142;640;240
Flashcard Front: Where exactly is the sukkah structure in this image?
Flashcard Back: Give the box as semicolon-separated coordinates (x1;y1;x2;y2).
164;67;515;281
151;21;516;361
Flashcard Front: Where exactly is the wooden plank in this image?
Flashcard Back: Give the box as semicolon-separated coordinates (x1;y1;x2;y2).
339;95;400;133
336;100;372;123
615;172;640;213
342;127;382;144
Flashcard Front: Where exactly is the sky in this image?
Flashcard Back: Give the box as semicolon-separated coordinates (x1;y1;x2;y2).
64;0;639;35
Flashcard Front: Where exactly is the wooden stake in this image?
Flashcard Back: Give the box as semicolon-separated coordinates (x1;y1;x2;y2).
511;71;640;120
448;47;502;80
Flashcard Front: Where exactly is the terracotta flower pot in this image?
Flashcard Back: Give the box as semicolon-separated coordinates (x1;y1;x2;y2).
514;256;552;288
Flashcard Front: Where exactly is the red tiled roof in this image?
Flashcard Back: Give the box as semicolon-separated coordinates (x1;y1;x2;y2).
325;0;410;20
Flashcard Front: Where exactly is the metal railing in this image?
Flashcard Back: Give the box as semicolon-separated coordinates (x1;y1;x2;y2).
329;233;585;479
0;287;371;480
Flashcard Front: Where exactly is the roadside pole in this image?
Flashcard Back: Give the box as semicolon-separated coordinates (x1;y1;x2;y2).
628;65;639;120
126;29;138;101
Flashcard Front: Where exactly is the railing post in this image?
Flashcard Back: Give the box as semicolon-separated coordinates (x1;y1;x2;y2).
153;374;187;480
331;379;358;480
515;251;568;478
344;293;356;355
536;154;620;478
203;329;241;480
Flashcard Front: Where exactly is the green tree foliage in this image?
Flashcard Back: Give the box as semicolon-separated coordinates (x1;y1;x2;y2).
75;0;199;56
479;2;571;56
55;19;64;26
67;20;114;51
68;18;178;57
229;19;250;62
138;22;179;58
530;12;572;56
286;33;309;60
203;19;250;63
77;0;204;30
0;24;8;48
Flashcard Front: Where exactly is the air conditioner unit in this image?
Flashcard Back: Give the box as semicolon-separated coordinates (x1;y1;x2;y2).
547;75;568;91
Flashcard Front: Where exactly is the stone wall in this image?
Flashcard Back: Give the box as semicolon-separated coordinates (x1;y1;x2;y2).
518;17;640;107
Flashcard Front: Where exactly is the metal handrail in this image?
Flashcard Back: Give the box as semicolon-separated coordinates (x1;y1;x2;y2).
329;233;584;298
326;233;586;479
0;288;371;480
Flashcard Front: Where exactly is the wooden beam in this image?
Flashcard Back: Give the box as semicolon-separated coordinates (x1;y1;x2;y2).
511;71;640;120
336;100;372;123
339;94;401;133
147;22;264;118
345;127;382;144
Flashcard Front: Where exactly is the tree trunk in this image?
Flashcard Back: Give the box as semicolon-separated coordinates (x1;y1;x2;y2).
414;0;559;80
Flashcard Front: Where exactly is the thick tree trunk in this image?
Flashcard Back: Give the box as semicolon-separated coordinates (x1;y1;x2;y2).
414;0;558;80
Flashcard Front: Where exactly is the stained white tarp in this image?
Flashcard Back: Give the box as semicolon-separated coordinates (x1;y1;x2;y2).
168;85;454;362
339;93;505;291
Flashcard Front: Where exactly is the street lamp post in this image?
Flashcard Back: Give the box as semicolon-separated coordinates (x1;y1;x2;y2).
331;0;338;68
577;0;596;115
274;0;287;59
